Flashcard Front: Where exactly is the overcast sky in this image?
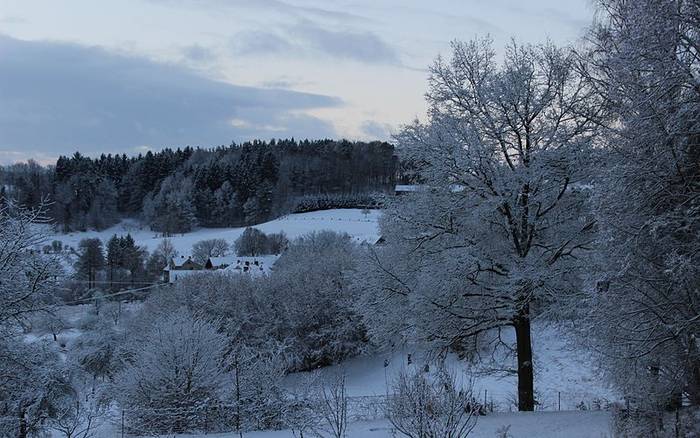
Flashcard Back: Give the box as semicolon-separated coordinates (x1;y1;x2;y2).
0;0;594;164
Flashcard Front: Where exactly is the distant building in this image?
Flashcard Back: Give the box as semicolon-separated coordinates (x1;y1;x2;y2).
394;184;465;195
223;257;267;277
204;256;234;270
164;254;279;283
163;255;203;283
394;184;420;195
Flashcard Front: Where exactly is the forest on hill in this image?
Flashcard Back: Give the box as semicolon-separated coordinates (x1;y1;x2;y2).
0;139;398;233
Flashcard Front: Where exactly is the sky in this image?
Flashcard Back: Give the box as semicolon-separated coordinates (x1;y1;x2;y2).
0;0;594;164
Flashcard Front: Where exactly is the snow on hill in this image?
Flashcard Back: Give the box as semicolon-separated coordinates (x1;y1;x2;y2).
47;209;381;256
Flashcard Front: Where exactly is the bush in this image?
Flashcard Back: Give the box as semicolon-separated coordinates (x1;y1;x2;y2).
387;368;479;438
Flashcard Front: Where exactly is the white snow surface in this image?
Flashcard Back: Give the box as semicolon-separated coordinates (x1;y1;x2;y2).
84;411;612;438
205;412;612;437
285;322;616;412
46;209;380;257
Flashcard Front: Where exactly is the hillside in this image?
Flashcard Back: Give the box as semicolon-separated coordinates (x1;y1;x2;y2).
48;208;381;258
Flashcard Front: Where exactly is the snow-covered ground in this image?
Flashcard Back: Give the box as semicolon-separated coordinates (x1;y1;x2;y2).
83;411;612;438
189;412;612;437
286;322;616;412
46;209;381;257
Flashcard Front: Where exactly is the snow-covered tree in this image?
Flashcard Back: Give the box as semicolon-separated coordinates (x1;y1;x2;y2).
47;380;108;438
0;203;68;435
235;227;268;256
0;201;60;327
115;309;228;434
579;0;700;416
227;342;288;434
0;338;69;438
71;317;123;386
273;231;367;370
356;38;601;411
143;173;198;235
75;238;104;290
387;367;478;438
192;238;231;264
32;311;67;342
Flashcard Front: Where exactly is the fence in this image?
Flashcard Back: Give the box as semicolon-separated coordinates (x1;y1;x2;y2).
105;391;614;437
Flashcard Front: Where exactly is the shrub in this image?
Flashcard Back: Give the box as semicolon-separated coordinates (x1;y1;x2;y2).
387;368;479;438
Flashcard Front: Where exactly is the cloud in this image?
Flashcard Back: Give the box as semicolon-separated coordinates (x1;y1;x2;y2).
231;31;294;56
360;120;394;140
0;16;26;25
293;20;400;64
232;20;400;64
181;44;215;62
0;34;341;163
148;0;370;24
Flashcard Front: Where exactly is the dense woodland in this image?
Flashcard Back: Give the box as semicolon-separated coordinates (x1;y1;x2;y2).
0;139;397;233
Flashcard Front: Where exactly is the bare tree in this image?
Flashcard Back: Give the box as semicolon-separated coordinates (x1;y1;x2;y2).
48;392;106;438
192;238;230;264
284;374;321;438
387;368;478;438
314;372;348;438
33;311;67;342
155;238;178;262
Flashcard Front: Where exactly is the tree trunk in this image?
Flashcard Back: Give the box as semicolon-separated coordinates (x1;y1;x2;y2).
514;304;535;411
18;404;27;438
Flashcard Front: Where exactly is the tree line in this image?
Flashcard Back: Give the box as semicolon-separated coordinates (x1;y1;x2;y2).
0;139;397;234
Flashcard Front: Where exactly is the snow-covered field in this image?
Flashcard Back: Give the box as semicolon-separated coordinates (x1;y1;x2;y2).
286;322;616;412
47;209;381;256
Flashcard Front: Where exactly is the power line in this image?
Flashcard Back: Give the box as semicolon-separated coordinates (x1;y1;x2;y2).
60;283;165;306
68;280;157;286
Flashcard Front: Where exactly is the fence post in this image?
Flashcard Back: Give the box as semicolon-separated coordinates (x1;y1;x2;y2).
558;392;561;411
484;390;487;410
121;409;125;438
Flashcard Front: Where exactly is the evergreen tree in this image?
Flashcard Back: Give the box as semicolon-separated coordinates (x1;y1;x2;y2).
87;179;119;230
75;239;105;289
